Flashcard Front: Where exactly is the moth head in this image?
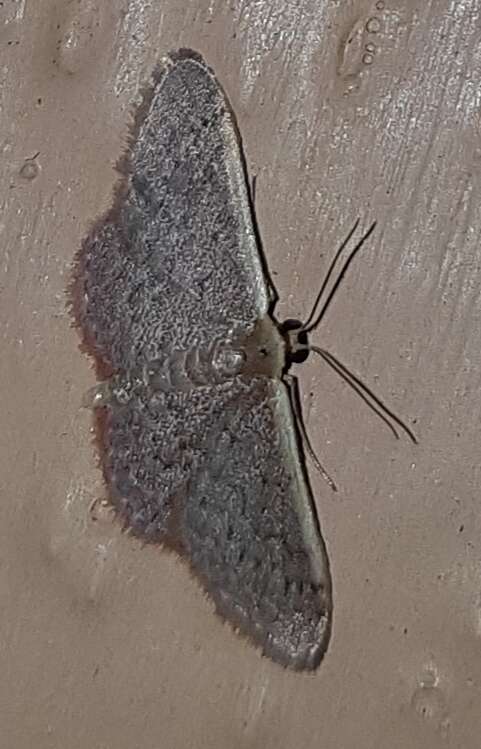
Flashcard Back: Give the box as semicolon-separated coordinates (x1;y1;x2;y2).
279;318;309;366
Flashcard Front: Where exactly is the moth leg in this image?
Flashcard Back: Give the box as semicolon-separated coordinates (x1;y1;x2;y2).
284;374;337;492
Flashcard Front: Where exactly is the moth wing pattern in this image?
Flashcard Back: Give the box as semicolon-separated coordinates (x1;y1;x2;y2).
74;49;271;375
183;376;332;670
96;384;224;540
97;375;331;670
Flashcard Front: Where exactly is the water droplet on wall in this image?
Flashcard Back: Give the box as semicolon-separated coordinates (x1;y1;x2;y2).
366;16;382;34
410;667;448;732
411;685;445;721
19;158;40;180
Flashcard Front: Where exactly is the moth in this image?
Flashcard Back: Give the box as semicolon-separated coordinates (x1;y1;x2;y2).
72;49;414;670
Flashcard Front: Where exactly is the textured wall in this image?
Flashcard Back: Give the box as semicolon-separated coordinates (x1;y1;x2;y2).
1;1;480;747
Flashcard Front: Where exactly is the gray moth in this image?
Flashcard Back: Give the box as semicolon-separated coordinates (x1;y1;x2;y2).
72;48;334;670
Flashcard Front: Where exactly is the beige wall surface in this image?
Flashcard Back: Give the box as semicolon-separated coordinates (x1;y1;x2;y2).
1;1;480;747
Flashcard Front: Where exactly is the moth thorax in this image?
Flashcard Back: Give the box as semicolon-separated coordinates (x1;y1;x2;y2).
237;316;285;378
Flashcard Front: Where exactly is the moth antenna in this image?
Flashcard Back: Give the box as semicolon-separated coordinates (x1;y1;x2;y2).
310;346;418;444
285;374;337;492
302;218;360;330
302;221;377;335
